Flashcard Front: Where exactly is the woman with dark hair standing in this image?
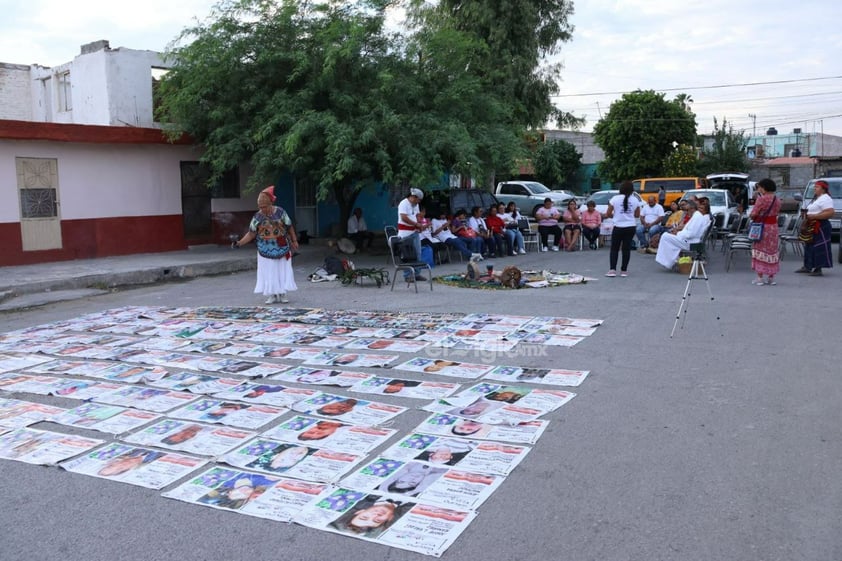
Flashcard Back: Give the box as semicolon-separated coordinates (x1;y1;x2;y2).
749;178;781;285
605;181;642;277
797;180;835;276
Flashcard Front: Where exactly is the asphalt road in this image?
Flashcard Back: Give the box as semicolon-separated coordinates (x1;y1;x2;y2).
1;245;840;561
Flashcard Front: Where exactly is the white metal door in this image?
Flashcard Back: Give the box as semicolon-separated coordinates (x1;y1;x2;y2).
17;157;62;251
294;178;318;237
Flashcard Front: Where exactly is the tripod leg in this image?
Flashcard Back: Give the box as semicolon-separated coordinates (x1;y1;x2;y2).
696;261;723;335
670;260;697;337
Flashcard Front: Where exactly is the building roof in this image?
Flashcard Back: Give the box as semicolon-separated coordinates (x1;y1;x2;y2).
757;156;817;166
0;119;191;144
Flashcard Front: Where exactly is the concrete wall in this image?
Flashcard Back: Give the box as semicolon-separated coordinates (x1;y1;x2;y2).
25;44;166;127
0;64;32;120
0;138;201;265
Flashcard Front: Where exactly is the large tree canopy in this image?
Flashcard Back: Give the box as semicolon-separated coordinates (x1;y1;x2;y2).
407;0;578;129
533;139;582;190
592;90;697;183
157;0;576;225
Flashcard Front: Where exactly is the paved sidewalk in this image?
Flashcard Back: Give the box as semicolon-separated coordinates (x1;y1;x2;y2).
0;243;342;311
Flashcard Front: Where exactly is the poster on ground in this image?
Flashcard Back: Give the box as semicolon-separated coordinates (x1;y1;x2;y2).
124;418;257;456
339;457;504;510
412;413;548;445
0;427;103;464
378;434;529;476
162;466;327;522
261;415;396;456
295;488;476;557
61;442;207;489
220;437;363;483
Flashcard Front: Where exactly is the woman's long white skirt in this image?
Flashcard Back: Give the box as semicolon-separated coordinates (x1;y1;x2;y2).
253;254;298;296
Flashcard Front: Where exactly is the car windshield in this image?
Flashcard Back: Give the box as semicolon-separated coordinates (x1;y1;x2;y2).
805;179;842;199
685;191;726;206
525;182;550;194
589;191;615;204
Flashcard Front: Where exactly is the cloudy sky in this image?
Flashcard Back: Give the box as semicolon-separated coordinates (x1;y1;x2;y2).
2;0;841;137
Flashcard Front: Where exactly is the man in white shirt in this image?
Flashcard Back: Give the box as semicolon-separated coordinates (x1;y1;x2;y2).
347;207;375;251
395;188;426;281
636;196;665;249
655;200;709;269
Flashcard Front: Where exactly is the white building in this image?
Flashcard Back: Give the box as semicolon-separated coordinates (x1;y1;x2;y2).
0;40;254;267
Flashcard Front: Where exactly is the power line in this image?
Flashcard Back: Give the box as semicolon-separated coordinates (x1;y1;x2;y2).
551;75;842;98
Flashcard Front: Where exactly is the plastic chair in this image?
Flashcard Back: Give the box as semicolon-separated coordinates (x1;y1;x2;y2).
518;217;539;252
384;227;433;292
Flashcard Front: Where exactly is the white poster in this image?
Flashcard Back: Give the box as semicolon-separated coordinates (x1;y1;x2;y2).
261;415;396;455
0;427;103;464
163;467;327;522
60;443;207;489
412;413;549;445
124;418;257;456
168;399;287;430
220;437;363;482
378;434;529;476
291;393;406;425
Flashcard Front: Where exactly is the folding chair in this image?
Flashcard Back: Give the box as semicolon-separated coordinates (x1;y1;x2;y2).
779;214;803;258
384;227;433;292
518;217;539;252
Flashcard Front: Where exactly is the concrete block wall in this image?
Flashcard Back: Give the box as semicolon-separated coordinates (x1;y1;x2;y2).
0;64;33;121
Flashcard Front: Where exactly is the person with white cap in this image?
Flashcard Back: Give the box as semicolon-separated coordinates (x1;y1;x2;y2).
396;188;427;282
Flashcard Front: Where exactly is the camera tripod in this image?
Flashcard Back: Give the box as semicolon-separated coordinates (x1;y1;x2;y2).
670;243;722;338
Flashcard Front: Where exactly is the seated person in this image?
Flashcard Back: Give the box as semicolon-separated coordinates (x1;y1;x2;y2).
498;203;525;255
561;200;582;251
468;206;500;257
416;206;447;263
580;200;602;249
636;195;665;249
655;199;710;269
663;201;684;230
431;211;474;260
484;205;508;257
450;208;484;258
347;207;375;250
534;198;562;252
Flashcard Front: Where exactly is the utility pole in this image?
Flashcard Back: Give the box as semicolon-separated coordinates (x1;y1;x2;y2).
748;113;756;139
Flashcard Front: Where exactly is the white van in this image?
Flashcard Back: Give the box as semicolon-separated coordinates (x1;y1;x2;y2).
800;178;842;233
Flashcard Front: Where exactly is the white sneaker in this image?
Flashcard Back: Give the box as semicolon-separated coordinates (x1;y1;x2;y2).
511;252;517;256
518;249;526;254
551;246;559;252
541;246;548;252
265;295;277;304
279;293;289;303
470;253;484;262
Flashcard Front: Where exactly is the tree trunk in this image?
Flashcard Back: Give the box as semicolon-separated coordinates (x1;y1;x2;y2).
333;183;361;238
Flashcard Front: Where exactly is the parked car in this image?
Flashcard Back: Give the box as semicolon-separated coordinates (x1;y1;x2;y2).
679;188;740;229
552;189;586;206
495;181;575;217
579;190;643;215
777;188;802;214
420;189;500;218
707;172;751;211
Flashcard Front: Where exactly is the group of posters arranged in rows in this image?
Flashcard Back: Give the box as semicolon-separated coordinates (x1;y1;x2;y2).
0;306;604;556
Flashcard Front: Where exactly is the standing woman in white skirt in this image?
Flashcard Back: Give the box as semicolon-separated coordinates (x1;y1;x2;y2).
233;187;299;303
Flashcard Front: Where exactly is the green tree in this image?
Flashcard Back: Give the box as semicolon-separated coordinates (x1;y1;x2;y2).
662;144;699;176
533;140;582;190
157;0;532;226
697;117;749;175
592;90;697;183
406;0;581;129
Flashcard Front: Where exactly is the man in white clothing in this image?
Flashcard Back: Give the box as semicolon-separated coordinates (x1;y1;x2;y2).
347;208;375;251
655;200;709;269
636;196;665;249
395;188;426;281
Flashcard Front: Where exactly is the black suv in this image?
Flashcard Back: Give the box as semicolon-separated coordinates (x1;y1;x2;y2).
423;189;500;218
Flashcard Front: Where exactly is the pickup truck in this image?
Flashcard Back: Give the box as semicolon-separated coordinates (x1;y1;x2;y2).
495;181;575;217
